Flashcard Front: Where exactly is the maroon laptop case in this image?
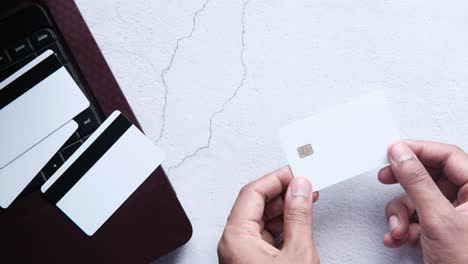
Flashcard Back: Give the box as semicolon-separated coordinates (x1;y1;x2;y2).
0;1;192;263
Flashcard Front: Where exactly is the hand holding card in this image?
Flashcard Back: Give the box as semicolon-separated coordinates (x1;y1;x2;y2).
279;91;400;191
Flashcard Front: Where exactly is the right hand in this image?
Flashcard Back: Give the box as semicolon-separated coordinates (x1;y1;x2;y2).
378;140;468;264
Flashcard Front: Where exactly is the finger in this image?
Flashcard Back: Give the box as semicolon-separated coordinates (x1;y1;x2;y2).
407;223;421;247
383;223;420;248
388;142;452;217
455;201;468;215
385;195;415;240
288;191;318;202
282;177;315;250
264;191;318;238
378;165;442;185
265;216;284;237
380;164;454;200
261;230;275;246
313;191;319;203
437;177;458;202
264;196;284;222
383;232;407;248
404;140;468;186
378;166;398;184
457;183;468;204
228;166;293;225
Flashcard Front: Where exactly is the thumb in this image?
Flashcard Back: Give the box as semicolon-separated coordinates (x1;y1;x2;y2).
388;142;452;218
282;177;315;251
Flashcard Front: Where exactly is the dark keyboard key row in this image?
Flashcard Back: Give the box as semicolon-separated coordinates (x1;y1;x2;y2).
18;136;85;198
0;49;9;69
62;132;81;148
42;153;64;179
0;55;35;82
8;39;33;61
0;27;61;82
61;141;82;160
30;29;56;50
75;108;100;137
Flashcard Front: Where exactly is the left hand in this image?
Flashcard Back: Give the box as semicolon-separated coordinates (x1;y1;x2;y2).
217;166;320;264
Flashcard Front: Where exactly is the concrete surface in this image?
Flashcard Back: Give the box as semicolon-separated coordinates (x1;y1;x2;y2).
75;0;468;263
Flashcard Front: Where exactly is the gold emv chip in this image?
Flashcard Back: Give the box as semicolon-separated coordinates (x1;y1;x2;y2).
297;144;313;158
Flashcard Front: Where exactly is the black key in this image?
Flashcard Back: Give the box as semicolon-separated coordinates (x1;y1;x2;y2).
75;108;100;137
30;29;56;50
62;132;81;148
0;49;10;69
7;40;33;61
0;55;35;82
18;172;46;198
38;43;66;64
61;141;82;160
42;154;64;179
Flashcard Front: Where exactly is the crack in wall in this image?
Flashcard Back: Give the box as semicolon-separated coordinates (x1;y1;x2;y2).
157;0;211;142
168;0;251;171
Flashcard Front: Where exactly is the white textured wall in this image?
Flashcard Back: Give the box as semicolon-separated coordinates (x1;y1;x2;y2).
75;0;468;263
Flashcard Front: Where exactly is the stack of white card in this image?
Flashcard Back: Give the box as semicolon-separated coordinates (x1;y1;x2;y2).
0;51;166;236
279;91;400;191
0;50;89;209
41;111;164;236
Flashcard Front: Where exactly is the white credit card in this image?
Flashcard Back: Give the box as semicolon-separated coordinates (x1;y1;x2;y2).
0;120;78;209
278;91;400;191
0;50;89;168
41;111;165;236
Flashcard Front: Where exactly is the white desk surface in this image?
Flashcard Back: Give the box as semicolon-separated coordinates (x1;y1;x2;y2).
76;1;468;263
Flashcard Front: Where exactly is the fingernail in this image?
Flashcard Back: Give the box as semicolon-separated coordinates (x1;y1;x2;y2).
388;215;400;232
390;143;413;163
291;177;311;198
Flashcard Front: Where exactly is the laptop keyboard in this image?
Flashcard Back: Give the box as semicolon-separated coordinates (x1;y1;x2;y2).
0;10;103;198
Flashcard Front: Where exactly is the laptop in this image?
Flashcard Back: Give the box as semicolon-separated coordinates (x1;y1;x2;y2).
0;1;192;262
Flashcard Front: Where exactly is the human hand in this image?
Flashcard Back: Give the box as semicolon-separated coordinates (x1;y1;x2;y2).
218;166;320;264
378;140;468;264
